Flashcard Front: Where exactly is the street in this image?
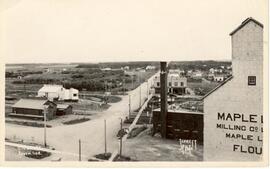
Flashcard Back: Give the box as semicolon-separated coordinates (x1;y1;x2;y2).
5;72;158;161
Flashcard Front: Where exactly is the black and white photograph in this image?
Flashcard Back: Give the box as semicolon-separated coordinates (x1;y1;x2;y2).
0;0;268;167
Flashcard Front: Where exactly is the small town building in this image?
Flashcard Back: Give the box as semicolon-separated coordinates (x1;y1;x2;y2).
56;104;72;116
145;65;156;70
11;98;57;120
38;85;79;101
213;74;226;82
209;68;215;74
153;72;187;95
191;71;203;79
152;108;203;143
101;67;112;71
203;18;263;161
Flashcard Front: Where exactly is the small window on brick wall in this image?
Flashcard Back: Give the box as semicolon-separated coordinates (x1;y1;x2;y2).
248;76;256;86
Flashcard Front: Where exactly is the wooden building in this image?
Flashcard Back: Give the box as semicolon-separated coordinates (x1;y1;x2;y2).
56;104;72;116
152;108;203;143
11;99;57;120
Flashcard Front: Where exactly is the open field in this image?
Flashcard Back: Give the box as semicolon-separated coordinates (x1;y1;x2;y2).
188;78;220;96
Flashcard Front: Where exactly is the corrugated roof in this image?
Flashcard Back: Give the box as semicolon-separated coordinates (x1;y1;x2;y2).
12;99;49;110
230;17;263;36
38;85;63;93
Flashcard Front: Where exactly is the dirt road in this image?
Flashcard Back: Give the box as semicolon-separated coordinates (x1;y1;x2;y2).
5;72;158;161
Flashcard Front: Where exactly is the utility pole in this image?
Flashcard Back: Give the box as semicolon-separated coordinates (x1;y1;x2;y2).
147;80;149;99
123;79;125;94
79;139;81;161
24;82;26;97
128;95;131;118
119;118;123;157
43;106;47;147
104;119;107;154
132;73;134;89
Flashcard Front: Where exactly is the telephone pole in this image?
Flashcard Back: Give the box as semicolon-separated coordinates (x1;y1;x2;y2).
43;106;47;147
119;118;123;157
104;119;107;154
129;95;131;118
79;139;81;161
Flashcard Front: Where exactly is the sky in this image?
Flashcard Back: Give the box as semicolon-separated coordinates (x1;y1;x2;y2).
0;0;268;63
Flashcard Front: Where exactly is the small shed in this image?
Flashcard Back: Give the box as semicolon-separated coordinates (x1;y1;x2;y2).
56;104;72;116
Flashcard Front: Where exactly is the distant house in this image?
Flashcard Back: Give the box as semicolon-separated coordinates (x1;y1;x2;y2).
38;85;79;101
43;68;50;73
11;99;57;120
209;68;215;74
213;74;225;82
123;66;130;70
207;73;215;80
56;104;72;116
101;67;112;71
191;71;203;79
145;65;156;70
124;70;136;76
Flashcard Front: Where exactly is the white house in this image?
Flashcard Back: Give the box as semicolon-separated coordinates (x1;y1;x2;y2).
213;74;226;82
38;85;79;101
146;65;156;70
203;18;263;161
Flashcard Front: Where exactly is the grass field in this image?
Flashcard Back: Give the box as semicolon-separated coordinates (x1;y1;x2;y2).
188;78;220;96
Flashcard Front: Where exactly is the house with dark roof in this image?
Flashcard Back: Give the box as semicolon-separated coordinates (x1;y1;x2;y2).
11;98;57;120
203;17;263;161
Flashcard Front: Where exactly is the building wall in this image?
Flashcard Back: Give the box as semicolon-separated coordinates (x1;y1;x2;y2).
204;21;263;161
153;111;203;143
13;108;43;116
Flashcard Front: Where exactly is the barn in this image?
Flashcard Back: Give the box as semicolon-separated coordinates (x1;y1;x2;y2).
11;98;57;120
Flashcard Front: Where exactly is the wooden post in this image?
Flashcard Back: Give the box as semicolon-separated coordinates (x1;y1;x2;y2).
104;119;107;154
128;95;131;118
43;106;47;147
119;118;123;157
79;139;81;161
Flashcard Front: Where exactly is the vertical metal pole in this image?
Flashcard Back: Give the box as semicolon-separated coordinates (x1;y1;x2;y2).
104;119;107;154
43;106;47;147
79;139;81;161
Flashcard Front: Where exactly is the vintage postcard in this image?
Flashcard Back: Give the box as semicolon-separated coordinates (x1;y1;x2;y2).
0;0;268;167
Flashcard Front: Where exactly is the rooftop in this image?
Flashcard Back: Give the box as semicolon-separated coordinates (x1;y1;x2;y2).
57;104;71;109
12;99;49;110
39;84;64;93
230;17;263;36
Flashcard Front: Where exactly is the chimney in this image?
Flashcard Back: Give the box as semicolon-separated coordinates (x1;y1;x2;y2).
160;61;168;138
